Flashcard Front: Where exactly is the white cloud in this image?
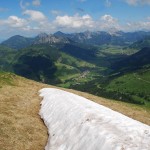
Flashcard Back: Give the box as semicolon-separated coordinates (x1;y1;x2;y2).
23;10;47;21
0;10;49;38
0;16;31;39
52;14;122;32
54;14;94;29
7;16;27;28
0;16;27;28
32;0;41;6
22;10;50;33
124;0;150;5
101;14;117;24
125;20;150;31
97;14;121;31
0;11;150;39
0;14;49;39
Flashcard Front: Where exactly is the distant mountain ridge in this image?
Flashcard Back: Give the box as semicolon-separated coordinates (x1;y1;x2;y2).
1;31;150;50
129;36;150;49
53;30;150;46
34;33;72;45
1;35;34;50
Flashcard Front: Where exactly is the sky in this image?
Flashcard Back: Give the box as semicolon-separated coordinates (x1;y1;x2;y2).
0;0;150;39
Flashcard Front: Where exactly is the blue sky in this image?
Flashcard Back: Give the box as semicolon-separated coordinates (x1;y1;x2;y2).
0;0;150;39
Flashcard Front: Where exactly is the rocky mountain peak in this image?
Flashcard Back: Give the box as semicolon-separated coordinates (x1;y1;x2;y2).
34;33;71;45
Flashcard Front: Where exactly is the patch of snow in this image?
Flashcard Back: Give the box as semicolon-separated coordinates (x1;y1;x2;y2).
39;88;150;150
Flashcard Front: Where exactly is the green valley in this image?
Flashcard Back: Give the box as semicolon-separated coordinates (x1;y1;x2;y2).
0;31;150;108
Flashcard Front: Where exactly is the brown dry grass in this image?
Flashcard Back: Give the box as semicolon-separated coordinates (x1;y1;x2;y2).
0;76;51;150
0;74;150;150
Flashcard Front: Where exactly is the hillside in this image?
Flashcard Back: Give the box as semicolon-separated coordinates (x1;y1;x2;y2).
129;36;150;50
0;72;150;150
112;47;150;72
0;45;16;71
1;35;34;50
106;68;150;104
10;44;95;85
70;46;150;106
0;32;150;107
0;72;48;150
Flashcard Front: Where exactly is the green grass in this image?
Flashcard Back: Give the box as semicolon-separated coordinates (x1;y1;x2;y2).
68;67;150;108
99;45;124;54
106;69;150;107
135;69;150;81
0;45;16;71
58;70;100;88
55;63;80;81
59;52;95;68
0;72;16;87
96;45;138;55
54;50;98;86
107;73;150;94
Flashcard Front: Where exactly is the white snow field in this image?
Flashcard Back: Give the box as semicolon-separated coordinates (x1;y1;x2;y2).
39;88;150;150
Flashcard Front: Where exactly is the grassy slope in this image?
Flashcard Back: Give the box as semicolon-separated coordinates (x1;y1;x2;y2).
107;69;150;105
2;44;97;86
0;72;150;150
54;52;95;84
96;44;138;55
0;45;16;71
0;72;49;150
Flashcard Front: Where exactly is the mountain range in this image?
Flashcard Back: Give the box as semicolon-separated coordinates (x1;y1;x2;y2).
0;30;150;106
1;31;150;50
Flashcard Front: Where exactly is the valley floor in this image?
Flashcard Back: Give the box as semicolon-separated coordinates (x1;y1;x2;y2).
0;74;150;149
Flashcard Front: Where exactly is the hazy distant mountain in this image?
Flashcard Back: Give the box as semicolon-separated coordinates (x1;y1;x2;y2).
109;31;150;44
1;35;34;50
53;31;112;45
129;36;150;49
70;31;112;45
53;31;68;37
1;31;150;49
34;33;72;45
53;30;150;46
